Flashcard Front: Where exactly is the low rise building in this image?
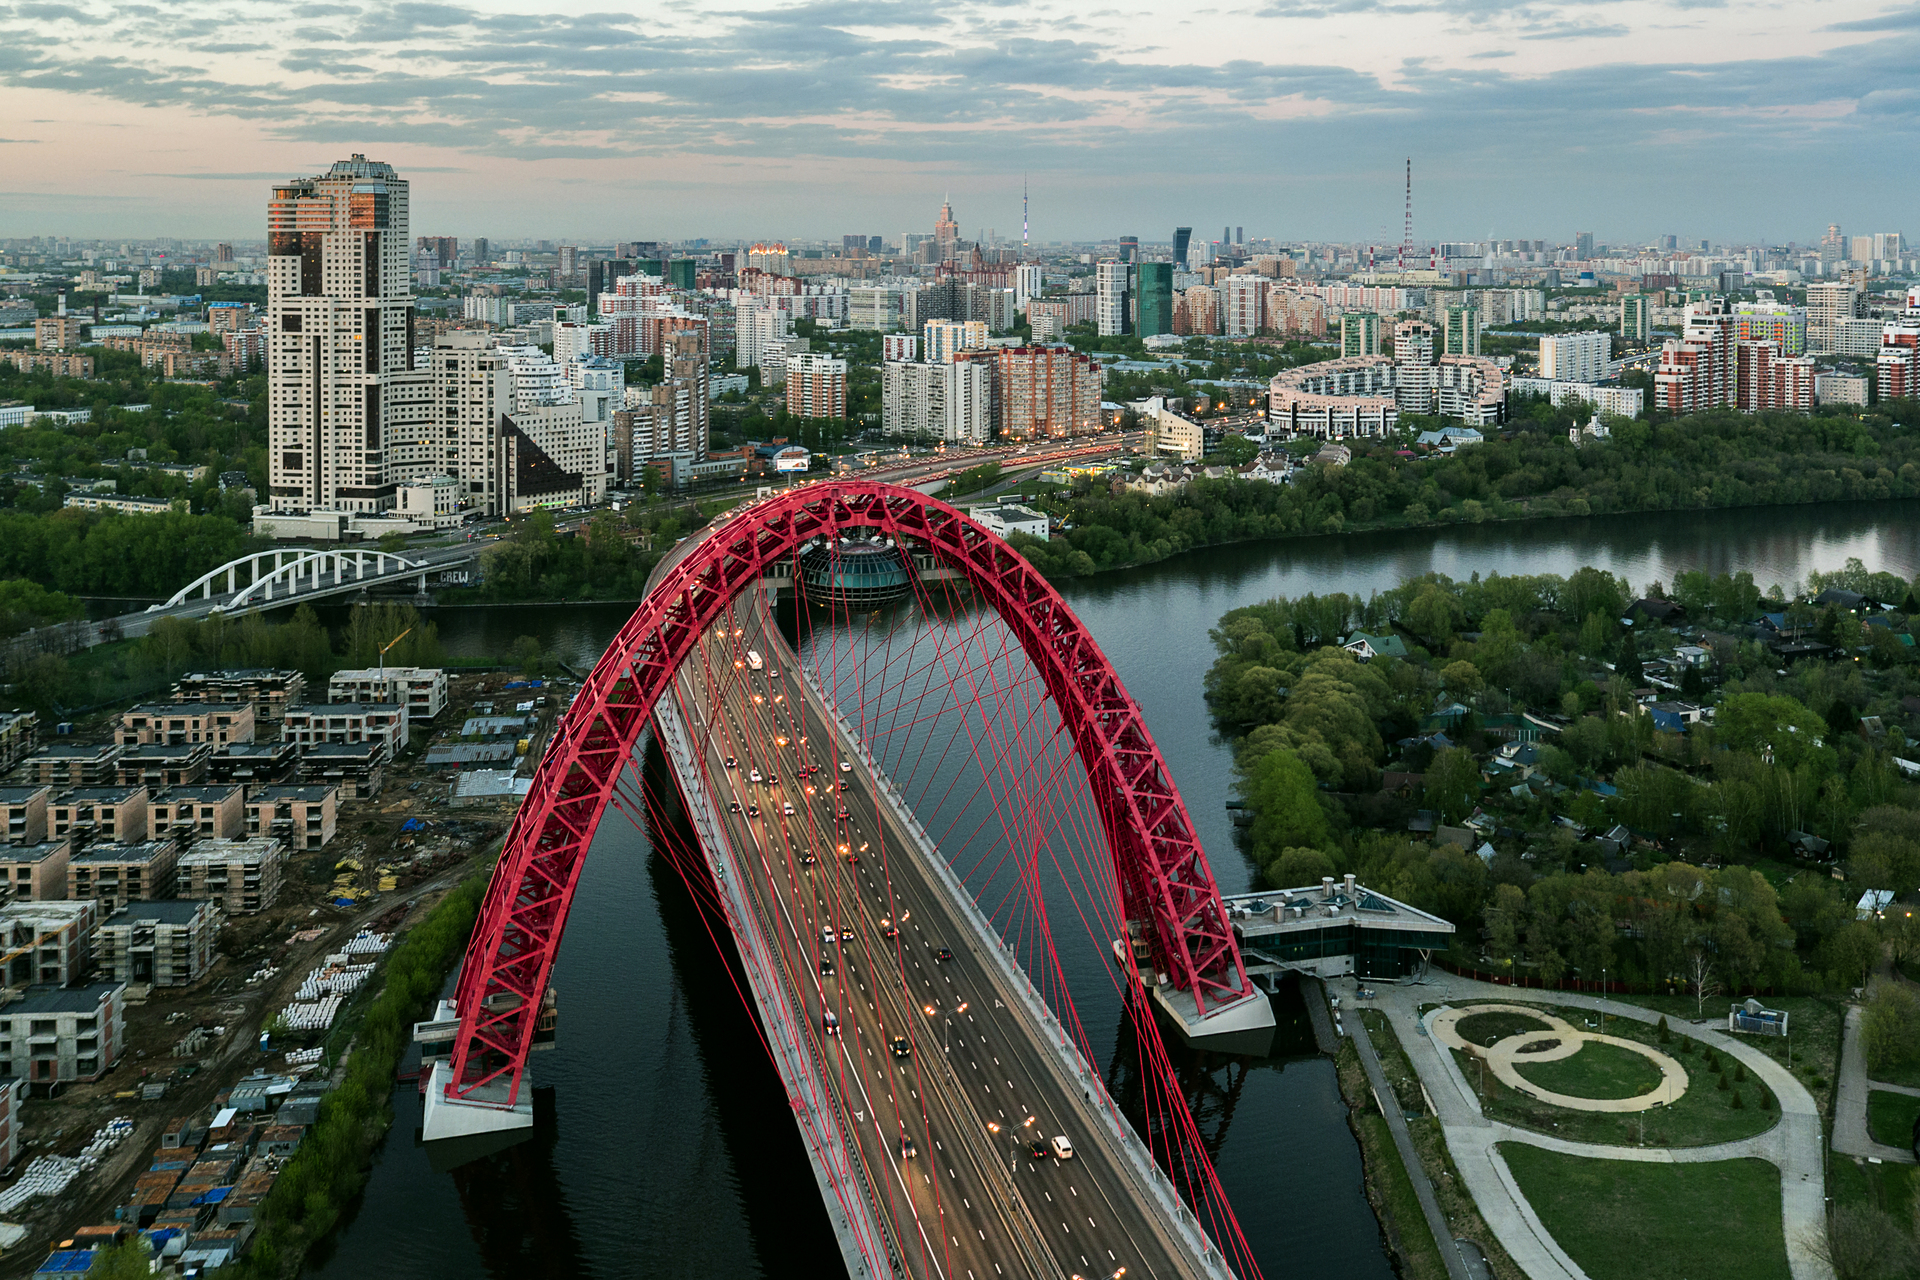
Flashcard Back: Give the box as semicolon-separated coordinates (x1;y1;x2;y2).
1222;874;1455;980
118;702;256;747
68;839;179;912
0;900;98;986
117;742;215;790
0;840;71;902
0;712;36;775
0;786;50;846
146;785;246;841
245;786;337;851
967;503;1050;541
208;741;299;792
97;900;219;988
176;837;284;915
326;667;448;722
23;743;123;789
173;671;306;723
0;982;126;1092
296;741;386;800
281;703;410;754
49;786;149;842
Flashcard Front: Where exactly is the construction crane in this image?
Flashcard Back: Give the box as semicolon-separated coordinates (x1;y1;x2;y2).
379;627;412;683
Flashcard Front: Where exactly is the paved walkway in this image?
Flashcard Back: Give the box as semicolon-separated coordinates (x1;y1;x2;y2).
1430;1003;1688;1113
1358;973;1832;1280
1833;1004;1919;1164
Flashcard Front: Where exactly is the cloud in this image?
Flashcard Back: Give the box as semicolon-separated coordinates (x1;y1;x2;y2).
1823;6;1920;32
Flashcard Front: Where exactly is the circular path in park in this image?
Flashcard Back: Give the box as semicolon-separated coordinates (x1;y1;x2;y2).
1431;1003;1690;1112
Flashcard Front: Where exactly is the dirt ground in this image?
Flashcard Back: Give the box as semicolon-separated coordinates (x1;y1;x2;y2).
0;671;565;1274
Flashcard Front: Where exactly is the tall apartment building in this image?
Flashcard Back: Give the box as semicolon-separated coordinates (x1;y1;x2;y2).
786;352;848;420
613;331;710;481
266;156;423;515
993;346;1102;440
849;286;902;332
1539;331;1611;383
1732;302;1807;355
1621;294;1650;342
1443;307;1480;357
1096;260;1130;337
1224;275;1265;337
881;359;992;444
1654;300;1736;414
1014;264;1044;309
1877;287;1920;402
923;320;988;364
1340;313;1382;358
1735;342;1816;411
1806;282;1863;355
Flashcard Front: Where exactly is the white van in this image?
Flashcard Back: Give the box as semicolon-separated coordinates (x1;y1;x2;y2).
1050;1135;1074;1160
746;649;764;671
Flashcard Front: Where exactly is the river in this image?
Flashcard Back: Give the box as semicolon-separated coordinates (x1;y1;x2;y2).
305;500;1920;1280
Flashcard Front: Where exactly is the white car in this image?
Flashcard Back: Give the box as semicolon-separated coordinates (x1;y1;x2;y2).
782;802;795;816
839;760;852;773
1050;1135;1074;1160
749;769;764;784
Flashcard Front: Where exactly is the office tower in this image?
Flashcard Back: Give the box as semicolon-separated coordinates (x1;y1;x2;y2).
1621;293;1650;342
1096;259;1130;336
1443;306;1480;356
935;197;960;259
1134;263;1173;339
1222;225;1230;248
557;245;579;283
266;155;421;515
787;352;848;419
666;259;697;290
214;243;234;263
1223;275;1265;337
617;241;658;261
1874;232;1904;263
1539;331;1610;383
1236;227;1244;245
1173;228;1192;270
1660;235;1677;252
586;259;634;316
418;236;458;269
1575;231;1595;260
469;237;489;267
1118;236;1138;264
868;236;884;254
1821;224;1844;266
1340;312;1382;357
923;320;988;363
849;286;902;332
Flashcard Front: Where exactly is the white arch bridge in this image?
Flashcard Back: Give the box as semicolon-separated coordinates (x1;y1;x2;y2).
161;548;434;609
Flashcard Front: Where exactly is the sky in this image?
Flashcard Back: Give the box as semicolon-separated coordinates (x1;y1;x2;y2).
0;0;1914;245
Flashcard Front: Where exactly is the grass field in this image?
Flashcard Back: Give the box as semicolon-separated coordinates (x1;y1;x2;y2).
1499;1147;1789;1280
1514;1040;1667;1101
1866;1090;1920;1151
1454;1009;1555;1046
1450;1001;1777;1147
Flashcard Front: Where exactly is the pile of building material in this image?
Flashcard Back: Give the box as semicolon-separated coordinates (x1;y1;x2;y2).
282;1047;323;1067
277;959;377;1032
342;930;391;957
0;1118;133;1212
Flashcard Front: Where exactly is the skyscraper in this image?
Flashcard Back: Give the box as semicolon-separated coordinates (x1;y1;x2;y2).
1443;306;1480;356
1575;231;1595;260
1621;294;1651;343
935;198;960;260
1173;228;1192;270
1341;312;1381;357
1096;260;1130;337
469;237;489;266
266;155;419;515
1134;263;1173;339
1118;236;1138;264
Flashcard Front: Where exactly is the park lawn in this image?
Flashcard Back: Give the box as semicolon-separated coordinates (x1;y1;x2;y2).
1867;1055;1920;1089
1614;993;1842;1108
1448;1002;1777;1147
1453;1009;1555;1047
1498;1146;1788;1280
1514;1040;1665;1100
1866;1090;1920;1150
1357;1113;1449;1280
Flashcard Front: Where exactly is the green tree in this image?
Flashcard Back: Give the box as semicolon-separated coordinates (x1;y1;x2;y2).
1423;747;1482;823
1239;747;1329;858
1271;846;1335;888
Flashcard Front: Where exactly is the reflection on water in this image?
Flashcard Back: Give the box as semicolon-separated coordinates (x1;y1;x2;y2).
311;501;1920;1278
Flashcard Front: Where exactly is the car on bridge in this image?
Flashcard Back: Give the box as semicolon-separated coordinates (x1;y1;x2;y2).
728;801;742;814
765;774;780;786
782;802;795;816
899;1132;917;1159
749;768;763;783
819;957;835;976
1051;1135;1074;1160
933;947;953;963
880;917;898;938
823;1011;840;1036
890;1036;911;1059
839;760;852;772
724;756;737;769
1028;1138;1050;1160
745;804;760;818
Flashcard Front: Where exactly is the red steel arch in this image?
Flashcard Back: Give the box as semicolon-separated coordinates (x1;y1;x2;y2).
444;481;1253;1106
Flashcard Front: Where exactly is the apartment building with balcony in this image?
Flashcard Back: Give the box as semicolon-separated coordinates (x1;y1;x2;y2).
146;785;247;841
117;742;215;790
326;667;447;722
177;838;284;915
49;786;149;842
97;899;219;988
245;786;337;850
0;786;49;846
172;670;307;723
295;741;386;800
0;712;35;775
23;743;123;789
68;839;179;913
0;982;126;1093
207;741;299;793
281;703;409;754
0;900;98;986
117;703;256;748
0;840;71;903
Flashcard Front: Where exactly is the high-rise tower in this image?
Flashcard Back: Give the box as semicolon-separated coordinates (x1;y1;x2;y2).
267;155;422;514
935;197;960;259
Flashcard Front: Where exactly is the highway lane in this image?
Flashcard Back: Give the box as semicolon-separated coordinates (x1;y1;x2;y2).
687;600;1206;1280
670;625;1045;1280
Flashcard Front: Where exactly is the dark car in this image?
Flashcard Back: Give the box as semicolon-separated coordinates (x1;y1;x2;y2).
724;756;737;769
880;918;898;939
890;1037;912;1059
836;806;851;819
838;780;850;792
727;800;742;813
745;804;760;818
819;957;835;977
823;1011;840;1037
933;947;953;963
800;852;818;866
840;927;854;942
765;774;780;787
900;1132;917;1158
1028;1138;1050;1159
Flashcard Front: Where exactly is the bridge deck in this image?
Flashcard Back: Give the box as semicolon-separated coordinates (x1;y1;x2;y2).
660;592;1227;1280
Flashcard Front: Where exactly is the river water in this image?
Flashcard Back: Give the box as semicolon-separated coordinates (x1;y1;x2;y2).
305;500;1920;1280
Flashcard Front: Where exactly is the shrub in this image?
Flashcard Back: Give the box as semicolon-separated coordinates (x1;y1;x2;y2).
1735;1063;1747;1083
1731;1090;1744;1109
1759;1089;1774;1111
1717;1072;1730;1091
1656;1016;1670;1043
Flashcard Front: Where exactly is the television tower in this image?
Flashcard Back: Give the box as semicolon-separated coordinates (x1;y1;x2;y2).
1399;157;1412;273
1023;173;1029;249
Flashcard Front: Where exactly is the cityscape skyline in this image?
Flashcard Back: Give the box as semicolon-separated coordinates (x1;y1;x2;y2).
1;0;1916;240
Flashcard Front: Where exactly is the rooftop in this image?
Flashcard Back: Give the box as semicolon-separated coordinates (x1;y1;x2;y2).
302;741;383;759
178;837;283;866
8;982;122;1015
0;840;69;865
1224;875;1455;943
104;899;213;926
249;786;335;802
125;702;249;717
29;742;120;759
287;702;405;717
153;785;243;801
56;785;146;803
73;840;176;865
0;785;51;802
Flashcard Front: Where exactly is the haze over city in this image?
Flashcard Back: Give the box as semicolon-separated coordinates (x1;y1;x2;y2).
3;0;1918;239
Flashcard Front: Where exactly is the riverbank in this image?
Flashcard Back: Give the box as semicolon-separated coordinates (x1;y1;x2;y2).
237;868;490;1278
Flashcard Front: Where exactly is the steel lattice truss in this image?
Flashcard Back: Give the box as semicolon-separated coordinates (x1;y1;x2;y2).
444;482;1253;1106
